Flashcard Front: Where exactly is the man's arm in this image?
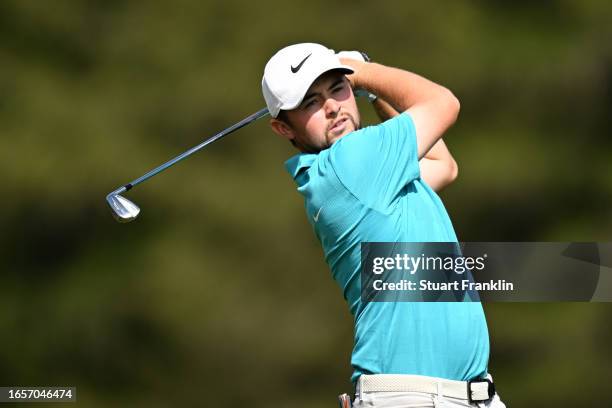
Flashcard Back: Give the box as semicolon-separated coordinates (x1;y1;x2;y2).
369;97;459;191
418;140;458;191
339;59;460;160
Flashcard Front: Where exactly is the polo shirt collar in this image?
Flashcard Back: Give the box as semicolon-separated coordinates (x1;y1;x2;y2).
284;153;317;179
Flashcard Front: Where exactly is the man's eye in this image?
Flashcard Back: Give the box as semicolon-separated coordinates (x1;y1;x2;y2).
303;99;316;108
332;86;344;93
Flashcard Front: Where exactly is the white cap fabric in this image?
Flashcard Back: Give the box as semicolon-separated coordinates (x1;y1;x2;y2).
262;43;354;118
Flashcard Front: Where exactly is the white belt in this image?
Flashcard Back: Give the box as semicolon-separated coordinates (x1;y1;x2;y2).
358;374;495;403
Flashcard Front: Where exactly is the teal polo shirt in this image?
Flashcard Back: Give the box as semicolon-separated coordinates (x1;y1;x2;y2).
285;113;489;383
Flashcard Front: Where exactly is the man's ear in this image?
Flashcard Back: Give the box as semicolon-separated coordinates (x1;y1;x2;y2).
269;118;295;142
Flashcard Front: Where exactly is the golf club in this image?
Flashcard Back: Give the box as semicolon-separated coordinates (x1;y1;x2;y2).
106;107;269;222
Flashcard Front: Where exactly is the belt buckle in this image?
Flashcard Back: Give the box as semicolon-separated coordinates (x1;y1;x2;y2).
467;378;495;403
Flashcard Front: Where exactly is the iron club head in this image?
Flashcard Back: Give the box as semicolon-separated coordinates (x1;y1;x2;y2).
106;192;140;223
106;108;269;223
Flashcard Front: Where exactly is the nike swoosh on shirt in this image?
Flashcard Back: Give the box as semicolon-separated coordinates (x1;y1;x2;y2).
313;207;323;222
291;53;312;73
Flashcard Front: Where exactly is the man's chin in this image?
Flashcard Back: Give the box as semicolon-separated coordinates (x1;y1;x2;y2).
330;129;352;144
328;124;357;145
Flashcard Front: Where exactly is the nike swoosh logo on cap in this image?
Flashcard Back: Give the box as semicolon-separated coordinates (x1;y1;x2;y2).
291;53;312;73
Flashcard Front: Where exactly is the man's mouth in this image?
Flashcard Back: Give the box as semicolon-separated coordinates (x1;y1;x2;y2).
329;117;349;134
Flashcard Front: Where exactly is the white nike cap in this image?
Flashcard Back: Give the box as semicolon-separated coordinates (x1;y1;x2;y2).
262;43;354;118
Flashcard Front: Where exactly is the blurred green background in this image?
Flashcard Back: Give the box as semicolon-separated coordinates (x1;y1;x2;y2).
1;0;611;406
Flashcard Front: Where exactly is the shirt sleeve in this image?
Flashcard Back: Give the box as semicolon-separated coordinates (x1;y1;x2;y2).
328;112;420;210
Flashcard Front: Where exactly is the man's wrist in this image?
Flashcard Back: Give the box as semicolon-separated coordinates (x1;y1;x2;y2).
336;50;377;102
351;61;378;97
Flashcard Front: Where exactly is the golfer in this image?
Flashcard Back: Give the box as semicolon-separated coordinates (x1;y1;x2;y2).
262;43;505;408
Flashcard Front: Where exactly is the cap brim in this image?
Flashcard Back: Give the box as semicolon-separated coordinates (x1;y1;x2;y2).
280;65;355;112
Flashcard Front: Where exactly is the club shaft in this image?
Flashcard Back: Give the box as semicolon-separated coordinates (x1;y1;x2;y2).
121;107;269;191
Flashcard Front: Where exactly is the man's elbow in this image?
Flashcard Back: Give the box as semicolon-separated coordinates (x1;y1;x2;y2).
441;87;460;127
437;159;458;191
448;158;459;183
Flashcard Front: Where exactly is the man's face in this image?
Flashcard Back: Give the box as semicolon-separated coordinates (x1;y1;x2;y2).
271;71;360;153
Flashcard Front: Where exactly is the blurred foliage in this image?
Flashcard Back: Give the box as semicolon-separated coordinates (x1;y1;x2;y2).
1;0;611;407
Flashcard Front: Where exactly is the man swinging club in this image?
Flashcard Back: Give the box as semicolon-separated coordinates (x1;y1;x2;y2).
262;43;505;408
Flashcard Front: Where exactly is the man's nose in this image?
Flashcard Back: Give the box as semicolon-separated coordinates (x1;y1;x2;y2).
324;97;340;117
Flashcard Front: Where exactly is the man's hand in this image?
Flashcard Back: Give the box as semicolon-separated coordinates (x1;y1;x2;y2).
337;51;376;101
337;56;367;90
